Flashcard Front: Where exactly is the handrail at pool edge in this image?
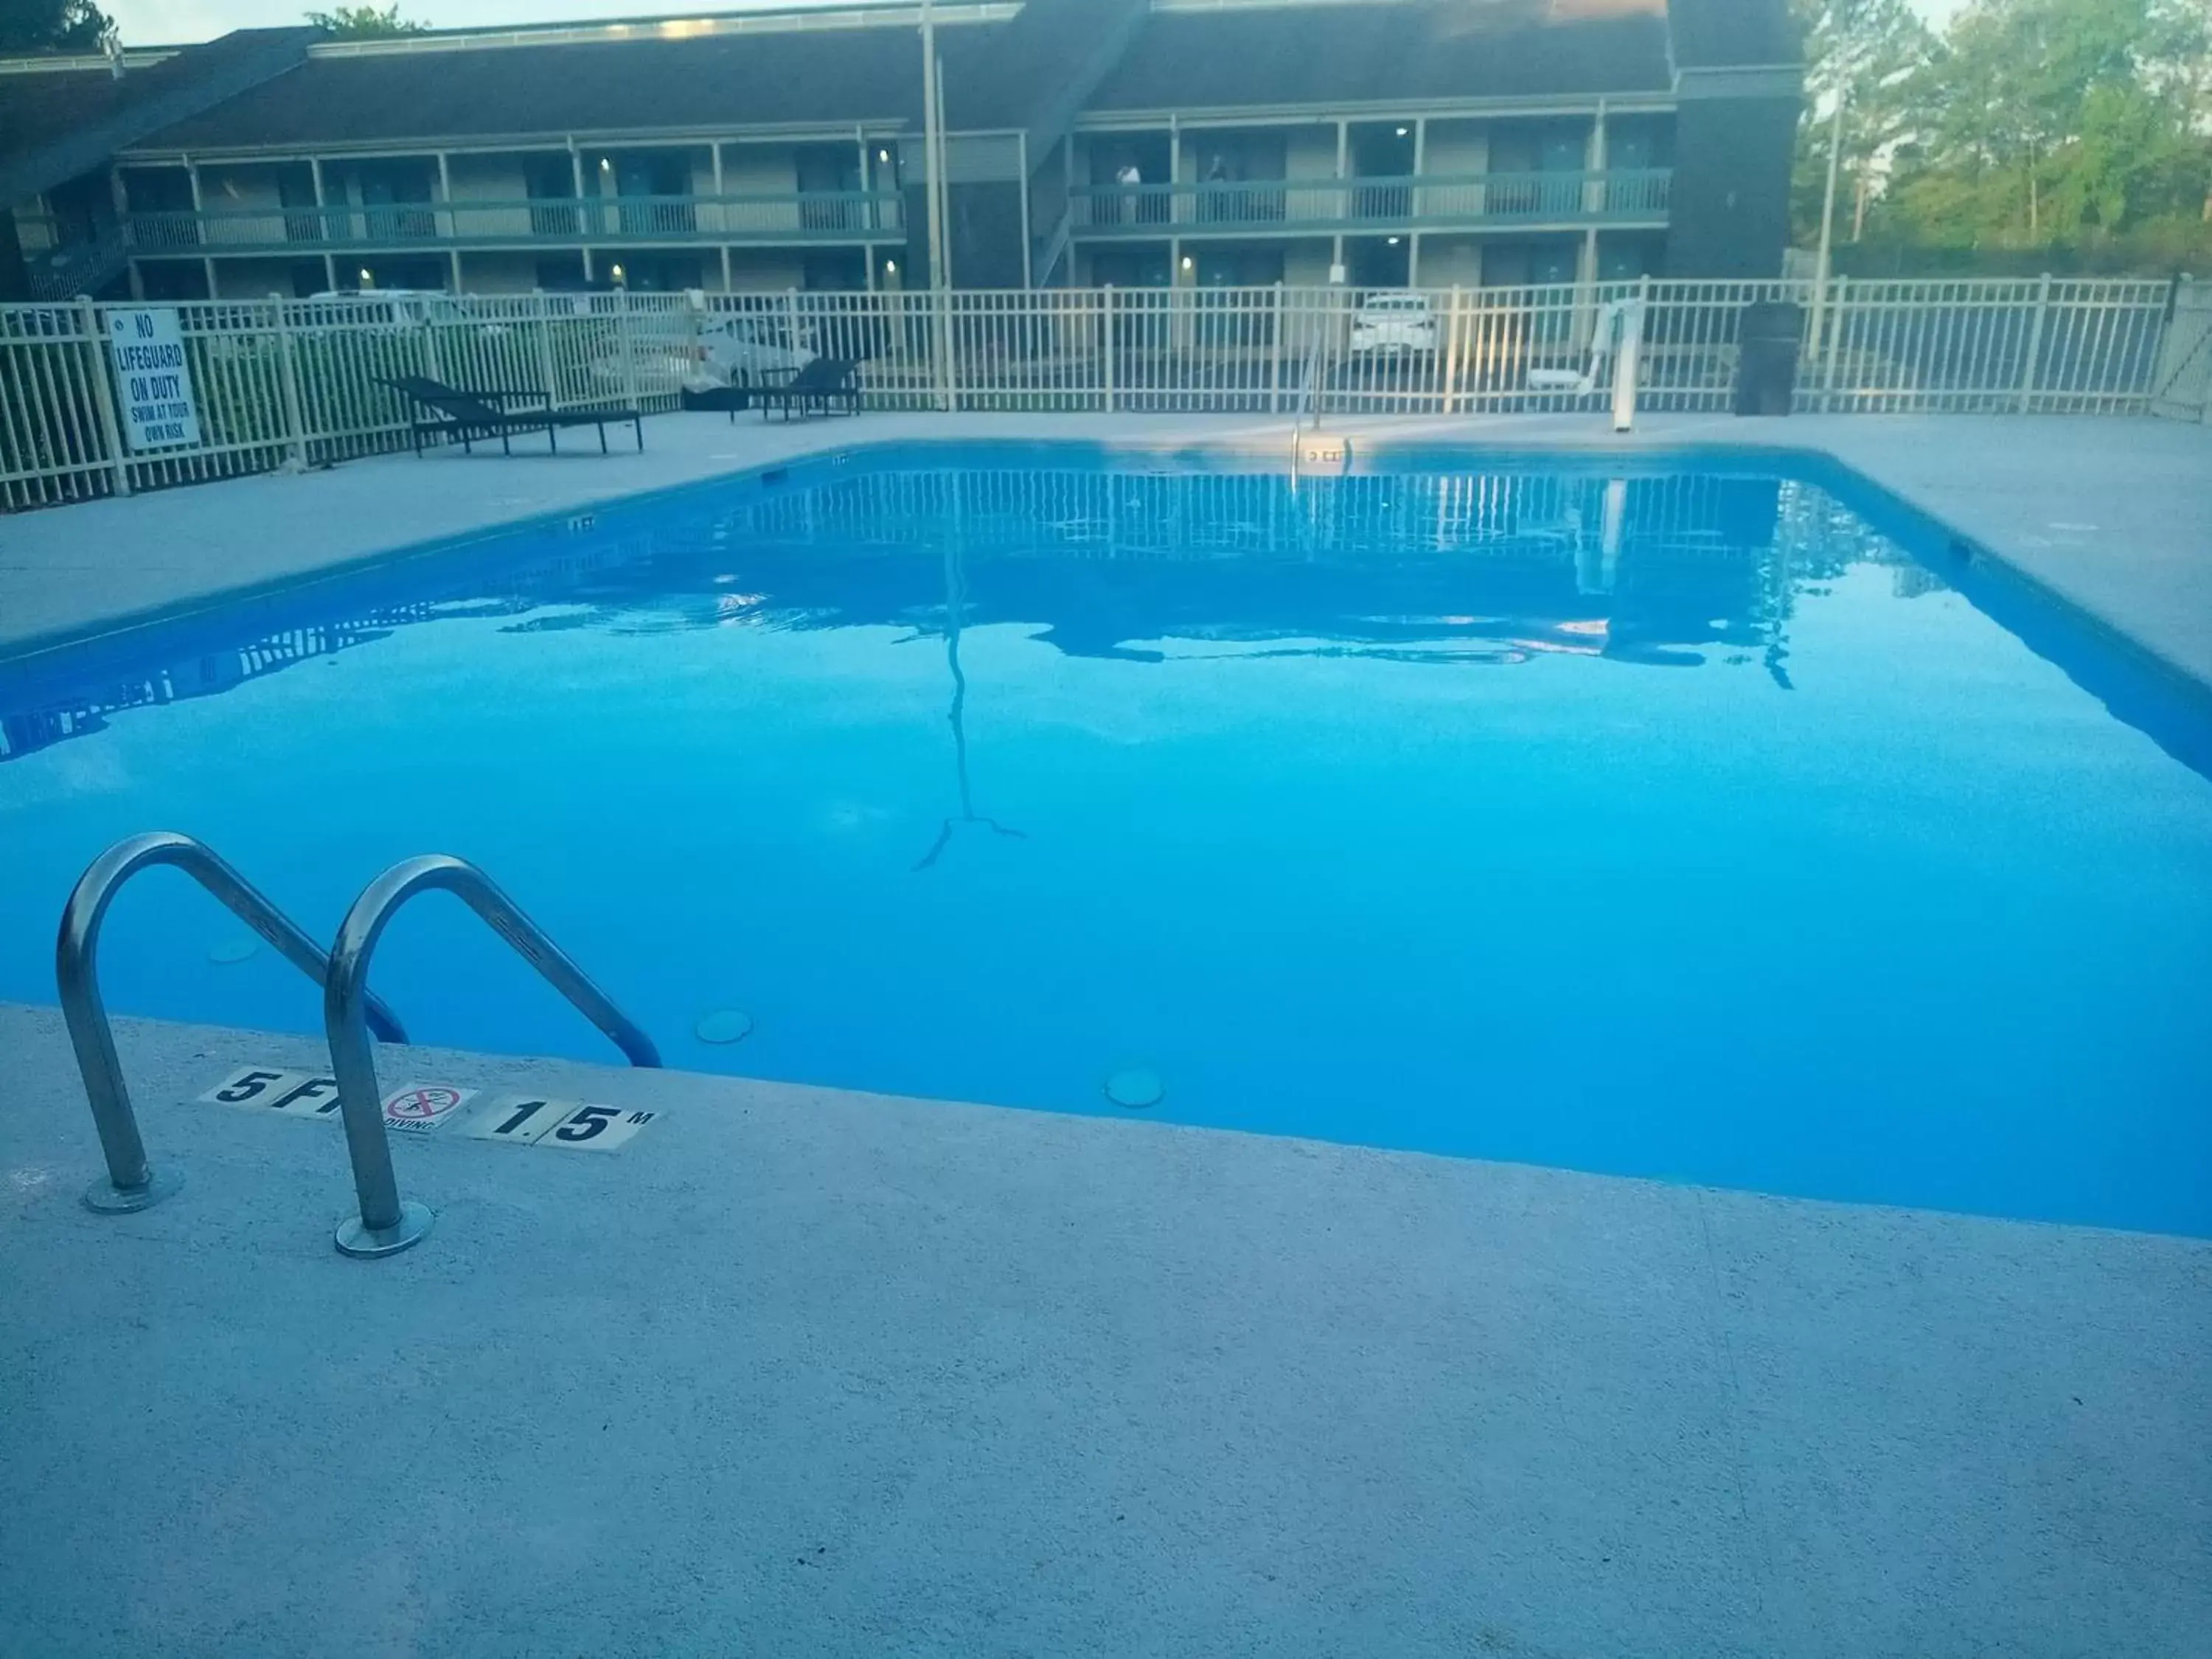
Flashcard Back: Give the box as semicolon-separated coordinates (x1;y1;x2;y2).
57;830;409;1214
323;853;661;1259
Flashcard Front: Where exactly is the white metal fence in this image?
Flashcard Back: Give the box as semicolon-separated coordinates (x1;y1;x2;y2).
0;276;2192;512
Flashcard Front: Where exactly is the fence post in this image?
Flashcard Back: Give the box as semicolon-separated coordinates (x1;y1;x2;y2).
943;292;961;412
616;290;640;411
1443;284;1465;415
271;296;309;471
1820;274;1848;412
2017;271;2052;413
536;293;560;407
419;304;444;386
77;296;131;498
1102;285;1116;414
1267;282;1284;414
784;286;804;377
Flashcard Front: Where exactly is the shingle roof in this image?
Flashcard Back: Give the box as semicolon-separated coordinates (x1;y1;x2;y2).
1;68;145;164
1085;0;1676;111
135;25;972;152
2;29;316;198
112;0;1801;159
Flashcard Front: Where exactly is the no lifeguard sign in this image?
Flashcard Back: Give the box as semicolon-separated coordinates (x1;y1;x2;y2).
105;307;201;451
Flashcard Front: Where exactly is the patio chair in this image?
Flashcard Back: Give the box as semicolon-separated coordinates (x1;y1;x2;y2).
741;358;862;423
380;376;644;455
1527;300;1626;394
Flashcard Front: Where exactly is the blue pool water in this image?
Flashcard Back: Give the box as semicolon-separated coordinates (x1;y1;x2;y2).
4;442;2209;1235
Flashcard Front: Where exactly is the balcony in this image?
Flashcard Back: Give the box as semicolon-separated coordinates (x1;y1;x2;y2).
122;191;905;257
1068;170;1670;237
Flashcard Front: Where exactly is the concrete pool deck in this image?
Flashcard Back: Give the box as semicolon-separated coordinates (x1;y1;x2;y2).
4;414;2211;1654
3;409;2210;692
3;1001;2208;1659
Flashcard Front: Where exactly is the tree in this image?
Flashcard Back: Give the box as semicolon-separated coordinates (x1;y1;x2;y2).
306;5;429;37
1899;0;2210;244
1788;0;1935;244
0;0;114;52
1797;0;2212;268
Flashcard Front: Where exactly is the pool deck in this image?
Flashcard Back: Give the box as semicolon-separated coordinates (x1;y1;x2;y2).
4;414;2211;1655
3;409;2210;692
4;1002;2208;1659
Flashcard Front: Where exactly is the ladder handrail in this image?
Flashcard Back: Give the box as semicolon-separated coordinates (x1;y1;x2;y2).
323;853;660;1257
58;831;408;1214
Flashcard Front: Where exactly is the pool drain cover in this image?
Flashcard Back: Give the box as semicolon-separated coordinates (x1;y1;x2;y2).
1104;1067;1164;1109
695;1009;755;1045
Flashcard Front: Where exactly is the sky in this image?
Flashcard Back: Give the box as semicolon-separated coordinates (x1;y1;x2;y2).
102;0;1968;48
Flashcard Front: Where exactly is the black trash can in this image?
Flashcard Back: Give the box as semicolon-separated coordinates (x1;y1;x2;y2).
1733;300;1804;416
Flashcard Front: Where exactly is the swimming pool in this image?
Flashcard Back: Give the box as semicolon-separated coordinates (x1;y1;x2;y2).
3;441;2208;1236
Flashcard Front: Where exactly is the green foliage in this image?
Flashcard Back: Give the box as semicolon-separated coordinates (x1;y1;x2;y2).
0;0;114;52
1793;0;2212;273
305;4;429;38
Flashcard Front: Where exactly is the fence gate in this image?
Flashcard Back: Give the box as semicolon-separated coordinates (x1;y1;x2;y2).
2149;279;2212;423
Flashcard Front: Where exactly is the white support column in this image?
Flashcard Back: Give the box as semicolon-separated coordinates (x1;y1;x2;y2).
1409;117;1427;285
309;156;335;292
569;137;593;282
852;124;868;242
1587;100;1607;215
1018;130;1032;289
1332;119;1349;276
186;157;215;297
437;151;461;292
1576;105;1603;347
108;167;145;299
711;139;727;253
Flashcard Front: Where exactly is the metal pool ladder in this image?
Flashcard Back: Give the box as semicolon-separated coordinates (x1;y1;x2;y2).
321;855;661;1258
60;832;411;1214
58;835;658;1259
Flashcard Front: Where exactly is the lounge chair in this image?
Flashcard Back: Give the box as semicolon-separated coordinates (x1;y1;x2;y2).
740;358;862;423
381;376;644;455
1527;299;1627;394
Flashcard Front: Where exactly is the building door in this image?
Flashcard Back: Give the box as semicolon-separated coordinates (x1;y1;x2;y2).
355;160;436;243
1346;235;1411;290
617;153;694;237
525;155;580;238
1348;122;1416;220
796;144;863;233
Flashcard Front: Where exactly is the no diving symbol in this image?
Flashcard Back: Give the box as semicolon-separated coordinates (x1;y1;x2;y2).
380;1082;479;1134
389;1087;463;1121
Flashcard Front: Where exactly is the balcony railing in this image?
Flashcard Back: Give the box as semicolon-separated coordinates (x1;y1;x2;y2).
122;191;905;256
1069;170;1671;235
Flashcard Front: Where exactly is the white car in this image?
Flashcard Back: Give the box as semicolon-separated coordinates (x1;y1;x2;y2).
593;313;818;392
1350;292;1439;355
698;315;818;385
296;289;515;343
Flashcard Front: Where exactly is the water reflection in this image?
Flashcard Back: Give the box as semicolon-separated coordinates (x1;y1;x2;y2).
914;520;1026;872
1;465;1929;766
